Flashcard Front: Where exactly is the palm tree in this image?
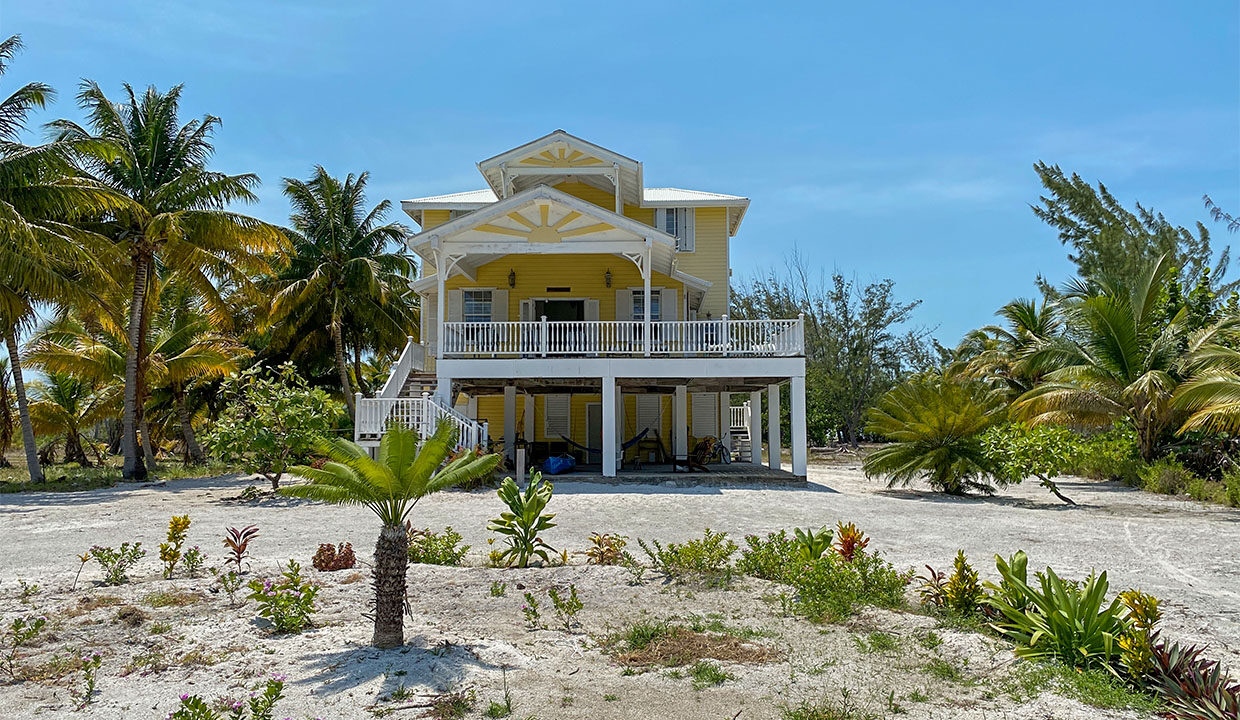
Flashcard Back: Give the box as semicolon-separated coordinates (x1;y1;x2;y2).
52;82;284;480
0;35;122;483
863;374;1007;494
1013;256;1183;461
953;299;1060;396
269;167;415;417
29;372;111;466
1168;317;1240;434
283;422;500;648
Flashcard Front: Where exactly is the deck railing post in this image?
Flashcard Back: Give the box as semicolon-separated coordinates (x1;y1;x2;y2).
797;313;806;356
721;314;730;356
540;315;549;357
353;392;364;442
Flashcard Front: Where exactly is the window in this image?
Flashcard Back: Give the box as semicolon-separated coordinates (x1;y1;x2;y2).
544;395;571;438
462;290;492;323
663;208;679;237
632;290;661;321
656;208;695;252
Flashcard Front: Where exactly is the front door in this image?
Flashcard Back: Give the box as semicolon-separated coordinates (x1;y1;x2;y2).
585;403;602;465
536;299;585;321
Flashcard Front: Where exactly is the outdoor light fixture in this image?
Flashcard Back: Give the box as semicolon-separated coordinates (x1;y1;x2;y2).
508;269;516;288
604;268;612;288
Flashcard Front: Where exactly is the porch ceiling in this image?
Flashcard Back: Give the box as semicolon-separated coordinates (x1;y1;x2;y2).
456;376;789;395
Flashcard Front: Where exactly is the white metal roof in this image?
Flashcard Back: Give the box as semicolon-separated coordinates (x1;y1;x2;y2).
642;187;747;205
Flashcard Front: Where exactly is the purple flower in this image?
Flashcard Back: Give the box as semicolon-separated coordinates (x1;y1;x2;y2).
271;673;287;682
180;694;189;701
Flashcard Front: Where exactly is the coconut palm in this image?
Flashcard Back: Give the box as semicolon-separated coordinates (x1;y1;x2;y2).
1168;317;1240;434
0;35;123;482
283;421;500;648
269;167;416;417
1013;256;1183;461
51;82;284;480
863;373;1007;494
28;372;111;466
953;298;1060;396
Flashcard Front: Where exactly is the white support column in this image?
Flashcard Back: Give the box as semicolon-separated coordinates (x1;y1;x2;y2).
749;390;763;465
643;241;652;357
523;393;535;444
791;375;807;477
615;383;624;469
673;385;689;459
436;376;452;406
503;385;517;462
435;249;445;358
767;383;781;471
613;162;622;214
718;392;731;457
602;376;617;478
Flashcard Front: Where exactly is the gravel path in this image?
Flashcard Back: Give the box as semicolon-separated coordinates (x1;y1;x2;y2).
3;458;1238;661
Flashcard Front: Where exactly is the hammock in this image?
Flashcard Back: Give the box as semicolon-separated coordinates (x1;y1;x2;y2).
557;427;650;455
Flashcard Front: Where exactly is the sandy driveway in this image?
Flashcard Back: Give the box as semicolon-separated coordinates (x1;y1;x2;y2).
3;458;1238;662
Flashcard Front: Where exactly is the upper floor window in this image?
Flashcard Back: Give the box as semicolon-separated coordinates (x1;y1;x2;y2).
633;290;661;321
655;208;695;252
463;290;492;323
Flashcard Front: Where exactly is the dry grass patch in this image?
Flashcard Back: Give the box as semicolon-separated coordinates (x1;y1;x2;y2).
608;620;780;668
63;594;123;617
144;590;203;608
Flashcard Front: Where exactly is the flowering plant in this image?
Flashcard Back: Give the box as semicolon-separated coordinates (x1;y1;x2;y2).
91;542;146;585
71;651;102;709
160;515;192;578
168;675;286;720
247;560;318;633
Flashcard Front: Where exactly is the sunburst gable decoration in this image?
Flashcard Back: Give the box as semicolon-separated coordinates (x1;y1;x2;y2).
475;203;614;244
516;143;605;168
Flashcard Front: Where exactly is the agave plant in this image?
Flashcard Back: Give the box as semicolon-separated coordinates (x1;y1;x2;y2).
863;374;1007;494
1149;635;1240;720
488;472;557;568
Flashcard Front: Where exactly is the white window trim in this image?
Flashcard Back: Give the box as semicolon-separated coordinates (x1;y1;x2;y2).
462;288;494;323
630;287;663;321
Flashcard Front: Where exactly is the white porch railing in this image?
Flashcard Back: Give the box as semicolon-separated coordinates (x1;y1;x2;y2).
377;336;427;398
354;394;488;451
441;315;804;358
729;402;751;430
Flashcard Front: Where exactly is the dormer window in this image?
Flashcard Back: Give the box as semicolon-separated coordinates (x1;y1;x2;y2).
663;208;680;237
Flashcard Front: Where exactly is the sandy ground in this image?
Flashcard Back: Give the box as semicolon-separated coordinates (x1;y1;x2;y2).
1;458;1237;719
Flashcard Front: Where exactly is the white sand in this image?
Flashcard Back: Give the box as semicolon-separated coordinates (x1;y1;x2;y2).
1;459;1236;718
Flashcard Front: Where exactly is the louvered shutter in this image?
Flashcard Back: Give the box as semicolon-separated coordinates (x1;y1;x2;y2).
584;298;600;321
446;289;463;322
661;287;678;321
636;395;662;436
691;393;718;438
544;394;571;438
680;209;695;252
490;289;508;322
615;290;633;321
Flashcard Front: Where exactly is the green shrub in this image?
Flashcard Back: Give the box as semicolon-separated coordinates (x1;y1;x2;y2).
793;526;833;563
487;473;556;568
1223;470;1240;508
792;551;909;622
1071;424;1140;480
91;543;146;585
985;558;1129;673
638;529;737;585
943;550;982;615
1140;458;1197;496
247;560;318;634
737;530;798;583
407;527;470;566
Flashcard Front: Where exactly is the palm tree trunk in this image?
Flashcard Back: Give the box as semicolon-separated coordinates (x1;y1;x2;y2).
331;315;355;417
122;254;149;481
64;428;90;467
175;388;205;464
372;524;408;648
139;413;157;469
353;341;368;397
4;334;42;483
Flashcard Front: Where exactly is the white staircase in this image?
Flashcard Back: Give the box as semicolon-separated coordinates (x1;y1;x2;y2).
729;402;753;462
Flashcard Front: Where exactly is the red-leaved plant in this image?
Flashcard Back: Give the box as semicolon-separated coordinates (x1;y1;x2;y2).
223;526;259;571
834;521;870;562
312;543;356;572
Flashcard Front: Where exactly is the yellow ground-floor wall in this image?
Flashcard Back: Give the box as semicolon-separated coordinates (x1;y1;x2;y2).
472;392;722;460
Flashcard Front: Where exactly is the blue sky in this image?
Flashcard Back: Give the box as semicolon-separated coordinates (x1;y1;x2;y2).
5;1;1238;344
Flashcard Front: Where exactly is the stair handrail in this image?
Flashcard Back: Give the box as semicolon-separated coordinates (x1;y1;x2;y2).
378;336;421;398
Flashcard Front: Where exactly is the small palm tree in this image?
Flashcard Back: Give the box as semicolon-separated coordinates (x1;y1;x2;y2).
953;298;1060;396
29;372;111;466
863;374;1007;494
283;421;500;648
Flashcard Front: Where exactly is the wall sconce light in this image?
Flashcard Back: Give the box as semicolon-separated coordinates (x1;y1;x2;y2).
604;268;612;288
508;269;516;288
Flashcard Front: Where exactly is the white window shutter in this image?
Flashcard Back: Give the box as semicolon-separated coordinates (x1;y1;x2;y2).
615;289;633;321
661;287;677;321
681;209;695;252
520;299;534;322
584;298;600;321
446;289;463;322
422;294;435;344
654;208;666;235
544;394;571;438
691;393;718;438
490;289;508;322
636;395;662;436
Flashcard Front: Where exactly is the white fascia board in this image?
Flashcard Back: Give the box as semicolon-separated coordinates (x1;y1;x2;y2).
672;268;713;291
477;130;641;173
438;356;806;380
410;184;679;249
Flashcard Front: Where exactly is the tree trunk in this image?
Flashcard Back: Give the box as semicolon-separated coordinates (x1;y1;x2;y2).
353;341;368;397
140;414;157;470
4;334;42;483
1037;474;1077;506
372;524;409;648
175;388;205;464
331;315;355;418
122;253;149;481
64;428;90;467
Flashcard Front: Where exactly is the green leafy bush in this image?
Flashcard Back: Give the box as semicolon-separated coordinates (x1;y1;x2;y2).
1140;458;1198;496
169;675;286;720
638;529;737;585
737;530;797;582
943;550;982;615
1227;471;1240;508
981;423;1082;504
985;559;1129;673
793;526;833;563
247;560;319;634
204;363;340;490
91;543;146;585
585;533;627;565
1070;424;1139;480
792;551;909;621
407;527;470;566
488;473;556;568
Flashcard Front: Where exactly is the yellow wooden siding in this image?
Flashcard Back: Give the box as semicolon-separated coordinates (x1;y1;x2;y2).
444;255;685;321
422;209;451;229
470;391;680;458
675;207;729;317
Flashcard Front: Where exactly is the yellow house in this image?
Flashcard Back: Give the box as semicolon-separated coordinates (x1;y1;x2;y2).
359;131;808;479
